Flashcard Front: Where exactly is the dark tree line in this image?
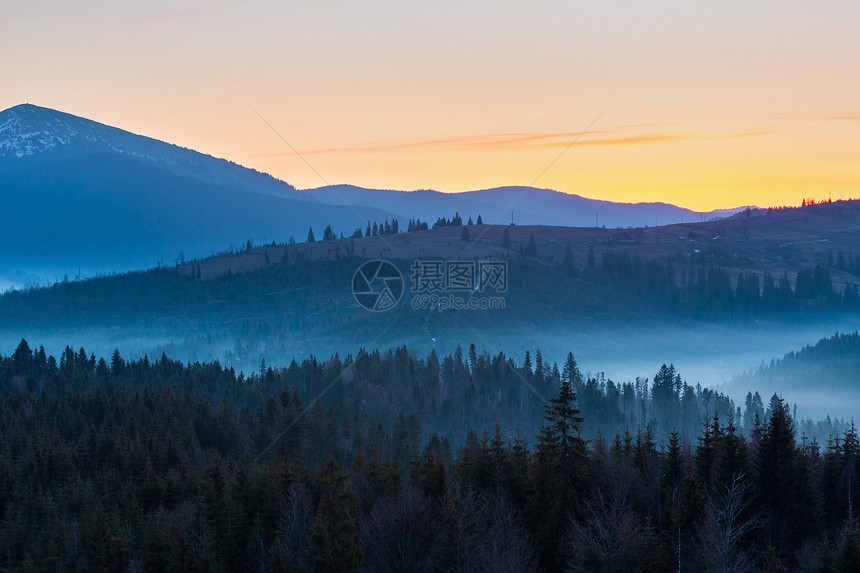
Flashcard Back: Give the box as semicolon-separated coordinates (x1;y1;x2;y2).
1;340;858;571
406;218;429;232
732;332;860;404
587;249;860;316
432;213;483;229
312;219;410;242
362;219;400;238
338;212;487;240
826;248;860;277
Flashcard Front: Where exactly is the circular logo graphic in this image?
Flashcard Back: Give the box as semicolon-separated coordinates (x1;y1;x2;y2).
352;260;404;311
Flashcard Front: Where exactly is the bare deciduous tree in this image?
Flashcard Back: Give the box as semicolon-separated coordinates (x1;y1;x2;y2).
690;472;761;573
358;486;435;573
270;484;315;573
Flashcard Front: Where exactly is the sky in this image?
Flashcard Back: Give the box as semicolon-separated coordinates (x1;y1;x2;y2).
3;0;859;211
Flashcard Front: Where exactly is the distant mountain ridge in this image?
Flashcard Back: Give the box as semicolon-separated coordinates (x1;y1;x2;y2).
0;103;753;288
0;104;751;229
299;184;752;229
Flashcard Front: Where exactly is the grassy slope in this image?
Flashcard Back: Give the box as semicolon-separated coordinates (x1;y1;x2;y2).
186;199;860;290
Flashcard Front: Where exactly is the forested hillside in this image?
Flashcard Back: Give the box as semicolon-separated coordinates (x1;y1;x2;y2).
2;247;858;370
732;331;860;392
1;341;857;571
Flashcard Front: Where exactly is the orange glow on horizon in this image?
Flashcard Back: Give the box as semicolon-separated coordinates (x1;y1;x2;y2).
3;0;859;213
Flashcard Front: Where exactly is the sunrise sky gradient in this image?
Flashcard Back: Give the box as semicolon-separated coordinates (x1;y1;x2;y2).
4;0;859;210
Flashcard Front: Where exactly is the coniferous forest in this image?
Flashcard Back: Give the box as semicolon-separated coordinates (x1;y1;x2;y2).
7;2;860;570
2;340;859;572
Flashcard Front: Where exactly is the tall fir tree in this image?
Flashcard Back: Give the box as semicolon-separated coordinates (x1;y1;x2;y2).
525;233;538;258
307;460;361;572
528;372;588;569
562;242;574;274
755;397;820;553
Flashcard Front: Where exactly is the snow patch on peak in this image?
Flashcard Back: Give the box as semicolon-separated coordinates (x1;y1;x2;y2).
0;103;298;197
0;105;89;158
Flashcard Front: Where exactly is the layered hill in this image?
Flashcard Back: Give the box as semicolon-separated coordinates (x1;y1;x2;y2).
1;202;858;418
0;104;401;282
726;332;860;420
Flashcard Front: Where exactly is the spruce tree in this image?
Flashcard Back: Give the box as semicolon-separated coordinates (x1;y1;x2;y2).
534;349;545;391
307;460;361;572
755;397;820;550
489;425;507;492
842;422;860;516
529;372;588;568
504;429;531;511
835;514;860;572
661;430;685;531
694;414;721;492
110;348;124;374
716;414;750;494
562;352;582;388
822;434;845;530
525;233;538;258
675;465;706;547
502;228;511;249
562;242;574;274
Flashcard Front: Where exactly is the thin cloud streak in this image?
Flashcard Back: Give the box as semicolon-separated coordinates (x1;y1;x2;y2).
772;111;860;122
250;128;777;159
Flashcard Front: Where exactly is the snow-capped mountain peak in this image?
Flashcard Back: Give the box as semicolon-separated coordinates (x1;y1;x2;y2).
0;103;296;197
0;104;83;158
